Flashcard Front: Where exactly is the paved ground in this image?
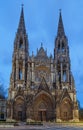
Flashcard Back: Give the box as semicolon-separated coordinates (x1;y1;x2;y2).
0;127;83;130
0;125;83;130
0;122;83;130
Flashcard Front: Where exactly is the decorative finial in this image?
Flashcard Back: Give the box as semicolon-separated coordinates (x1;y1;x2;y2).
59;9;61;13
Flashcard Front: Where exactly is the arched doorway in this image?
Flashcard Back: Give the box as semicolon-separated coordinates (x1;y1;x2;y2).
13;96;26;121
38;102;47;121
33;91;54;121
60;98;73;121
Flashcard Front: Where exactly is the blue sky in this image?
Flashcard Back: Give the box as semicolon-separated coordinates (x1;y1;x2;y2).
0;0;83;107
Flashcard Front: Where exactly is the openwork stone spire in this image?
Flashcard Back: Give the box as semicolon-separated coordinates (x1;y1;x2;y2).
57;10;65;37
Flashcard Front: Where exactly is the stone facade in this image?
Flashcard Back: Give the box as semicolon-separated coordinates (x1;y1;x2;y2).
7;6;79;122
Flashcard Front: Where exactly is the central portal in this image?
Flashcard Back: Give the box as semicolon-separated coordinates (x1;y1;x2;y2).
18;111;22;121
33;93;54;121
39;109;46;121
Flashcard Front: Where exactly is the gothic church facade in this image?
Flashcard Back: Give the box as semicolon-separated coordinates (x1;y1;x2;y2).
7;7;79;122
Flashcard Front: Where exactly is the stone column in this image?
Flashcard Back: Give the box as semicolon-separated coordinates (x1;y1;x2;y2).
71;75;72;89
56;105;61;122
23;60;25;80
73;109;79;122
67;63;69;82
27;62;30;80
16;60;19;80
10;103;13;119
51;59;53;82
60;39;62;51
32;62;34;82
61;63;63;82
12;65;15;80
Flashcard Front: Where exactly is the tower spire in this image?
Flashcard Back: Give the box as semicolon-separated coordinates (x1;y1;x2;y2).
57;9;65;37
17;5;26;33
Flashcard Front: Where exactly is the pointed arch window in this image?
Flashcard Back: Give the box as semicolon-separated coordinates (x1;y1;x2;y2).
58;43;60;52
62;42;65;52
58;71;61;82
57;61;60;70
19;68;22;80
19;38;23;49
63;70;66;82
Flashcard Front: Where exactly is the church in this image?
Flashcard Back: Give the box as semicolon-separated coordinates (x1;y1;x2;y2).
7;6;79;122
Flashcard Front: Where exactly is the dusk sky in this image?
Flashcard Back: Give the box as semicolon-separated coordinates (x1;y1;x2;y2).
0;0;83;107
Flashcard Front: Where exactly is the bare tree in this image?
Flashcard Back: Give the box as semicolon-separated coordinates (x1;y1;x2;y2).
0;83;7;99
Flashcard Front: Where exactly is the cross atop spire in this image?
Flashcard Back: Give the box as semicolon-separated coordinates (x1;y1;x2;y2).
59;9;61;13
21;3;24;7
17;5;26;34
57;9;65;37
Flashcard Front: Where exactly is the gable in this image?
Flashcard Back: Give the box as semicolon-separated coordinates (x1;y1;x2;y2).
38;77;49;92
59;89;72;104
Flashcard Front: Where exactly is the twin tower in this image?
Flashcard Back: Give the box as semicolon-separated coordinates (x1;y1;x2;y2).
7;6;79;122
